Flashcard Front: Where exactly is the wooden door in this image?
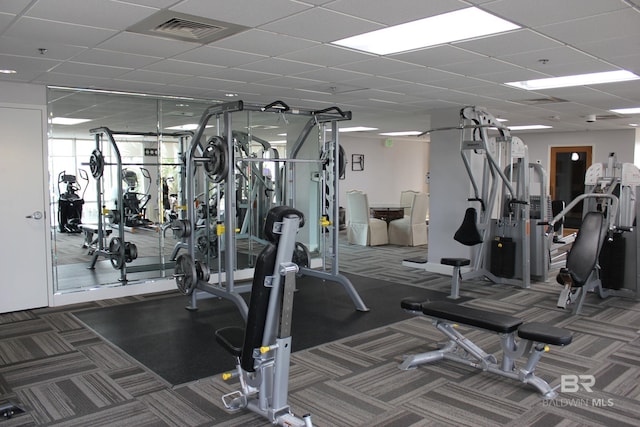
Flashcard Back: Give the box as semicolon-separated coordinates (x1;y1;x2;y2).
0;106;50;313
550;146;592;230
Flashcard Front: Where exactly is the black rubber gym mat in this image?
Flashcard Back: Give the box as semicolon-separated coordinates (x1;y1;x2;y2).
74;272;469;385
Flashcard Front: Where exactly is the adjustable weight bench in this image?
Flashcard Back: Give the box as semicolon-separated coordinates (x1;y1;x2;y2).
215;206;313;426
399;299;573;399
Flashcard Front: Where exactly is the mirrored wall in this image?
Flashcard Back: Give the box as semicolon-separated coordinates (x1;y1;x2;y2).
48;87;329;294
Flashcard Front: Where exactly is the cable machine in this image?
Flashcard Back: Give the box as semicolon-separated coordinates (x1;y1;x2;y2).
405;106;548;289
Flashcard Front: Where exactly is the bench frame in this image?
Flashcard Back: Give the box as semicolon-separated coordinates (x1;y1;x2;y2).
400;302;572;399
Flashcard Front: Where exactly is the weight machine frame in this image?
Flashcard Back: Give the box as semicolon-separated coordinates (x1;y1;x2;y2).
180;100;368;320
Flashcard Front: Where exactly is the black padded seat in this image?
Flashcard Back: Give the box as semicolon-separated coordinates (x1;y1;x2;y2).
441;258;471;267
517;322;573;346
400;297;429;311
421;301;523;333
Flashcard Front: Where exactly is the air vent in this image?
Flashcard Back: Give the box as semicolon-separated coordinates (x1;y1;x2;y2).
128;11;249;44
513;96;568;105
153;18;223;41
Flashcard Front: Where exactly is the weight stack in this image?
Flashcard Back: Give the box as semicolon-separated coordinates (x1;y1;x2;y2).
599;233;625;290
490;237;516;278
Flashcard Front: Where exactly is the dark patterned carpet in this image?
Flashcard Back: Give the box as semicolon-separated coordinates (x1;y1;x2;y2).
2;235;640;426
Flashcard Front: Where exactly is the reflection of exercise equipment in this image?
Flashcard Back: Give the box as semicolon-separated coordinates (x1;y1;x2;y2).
107;168;153;228
57;169;88;233
215;206;313;426
546;153;639;314
86;128;190;282
399;300;573;399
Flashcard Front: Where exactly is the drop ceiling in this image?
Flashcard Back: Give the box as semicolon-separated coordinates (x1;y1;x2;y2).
1;0;639;137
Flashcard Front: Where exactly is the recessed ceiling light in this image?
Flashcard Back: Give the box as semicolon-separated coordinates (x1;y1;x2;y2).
339;126;378;133
332;7;520;55
379;131;422;136
166;124;214;130
505;70;640;90
50;117;91;125
225;93;238;97
507;125;553;131
629;123;638;127
0;69;17;74
610;107;640;114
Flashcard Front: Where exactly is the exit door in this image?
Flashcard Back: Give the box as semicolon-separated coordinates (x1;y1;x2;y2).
550;146;592;230
0;106;50;313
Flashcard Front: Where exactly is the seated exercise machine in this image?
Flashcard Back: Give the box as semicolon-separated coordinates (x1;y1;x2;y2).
545;153;639;314
399;299;573;399
215;206;313;426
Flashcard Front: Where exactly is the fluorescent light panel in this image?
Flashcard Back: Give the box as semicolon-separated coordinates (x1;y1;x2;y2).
506;70;640;90
339;126;378;133
610;107;640;114
50;117;91;125
332;7;520;55
508;125;552;131
379;131;422;136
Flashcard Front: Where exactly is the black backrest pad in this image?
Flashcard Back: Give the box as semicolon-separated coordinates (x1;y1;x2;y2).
240;243;278;372
263;205;305;243
454;208;483;246
566;211;606;285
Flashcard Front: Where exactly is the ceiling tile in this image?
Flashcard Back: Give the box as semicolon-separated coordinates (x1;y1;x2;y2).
501;46;617;75
214;29;318;57
117;69;191;84
279;44;374;67
260;8;383;42
240;58;322;76
392;45;486;67
338;57;425;76
5;17;116;47
0;35;86;60
325;0;465;25
143;59;223;76
0;53;58;80
96;32;195;57
52;61;132;78
171;0;311;28
173;46;266;67
538;9;640;46
484;0;628;27
455;29;562;58
25;0;156;30
73;48;161;68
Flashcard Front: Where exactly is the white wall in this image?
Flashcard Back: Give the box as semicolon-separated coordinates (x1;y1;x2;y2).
337;134;429;207
523;129;636;184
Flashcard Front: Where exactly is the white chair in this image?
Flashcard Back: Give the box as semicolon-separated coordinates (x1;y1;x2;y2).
346;191;388;246
400;190;419;217
388;192;428;246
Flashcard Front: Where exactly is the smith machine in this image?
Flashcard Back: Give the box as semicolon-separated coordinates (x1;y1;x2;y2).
86;128;191;282
406;106;552;296
173;100;368;320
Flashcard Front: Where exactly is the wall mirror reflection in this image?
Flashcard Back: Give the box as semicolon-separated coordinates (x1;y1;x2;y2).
48;88;340;296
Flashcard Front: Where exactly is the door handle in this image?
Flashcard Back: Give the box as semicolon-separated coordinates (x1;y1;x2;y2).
26;211;43;220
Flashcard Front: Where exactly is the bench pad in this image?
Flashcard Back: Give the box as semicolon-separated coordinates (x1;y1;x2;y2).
400;297;430;312
441;258;471;267
517;322;573;346
421;301;523;333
